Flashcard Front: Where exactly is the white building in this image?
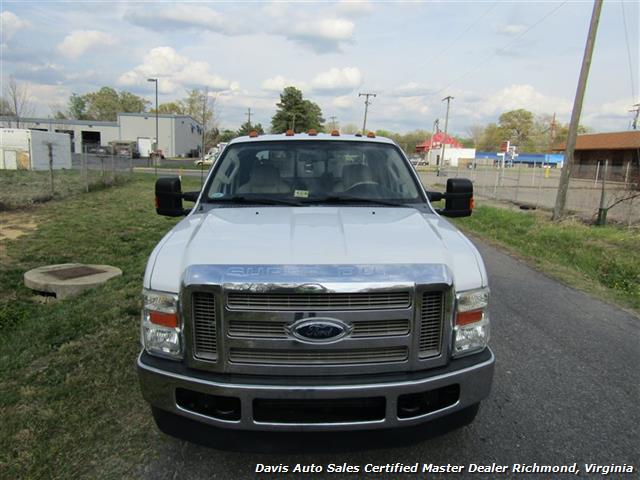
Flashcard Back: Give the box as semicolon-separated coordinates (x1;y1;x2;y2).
0;113;203;158
0;129;72;170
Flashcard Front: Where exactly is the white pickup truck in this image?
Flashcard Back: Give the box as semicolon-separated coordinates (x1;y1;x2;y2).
138;131;494;442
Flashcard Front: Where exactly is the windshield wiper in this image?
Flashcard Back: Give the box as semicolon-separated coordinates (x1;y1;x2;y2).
304;195;409;207
207;195;303;206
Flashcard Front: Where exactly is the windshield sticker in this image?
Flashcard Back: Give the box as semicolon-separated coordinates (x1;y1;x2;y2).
212;192;225;198
294;190;309;198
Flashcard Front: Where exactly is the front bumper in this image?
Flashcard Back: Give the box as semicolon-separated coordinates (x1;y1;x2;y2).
138;348;494;431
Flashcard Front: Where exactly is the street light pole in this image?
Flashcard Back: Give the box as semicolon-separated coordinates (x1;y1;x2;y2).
147;78;158;177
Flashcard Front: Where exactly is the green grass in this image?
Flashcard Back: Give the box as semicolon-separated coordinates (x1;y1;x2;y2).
454;205;640;312
0;175;200;479
0;170;130;210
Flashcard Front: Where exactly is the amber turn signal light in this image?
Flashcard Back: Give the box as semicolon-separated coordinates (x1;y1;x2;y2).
456;309;483;326
149;311;179;328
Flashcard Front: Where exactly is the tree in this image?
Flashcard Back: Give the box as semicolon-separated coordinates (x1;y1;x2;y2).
498;109;534;148
119;91;150;114
466;124;485;148
67;93;88;119
218;129;238;143
237;121;264;136
0;97;14;116
341;123;359;134
152;102;185;115
4;76;33;127
270;86;324;133
477;123;503;151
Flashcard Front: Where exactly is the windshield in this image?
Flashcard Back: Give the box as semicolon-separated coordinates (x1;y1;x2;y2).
203;140;424;204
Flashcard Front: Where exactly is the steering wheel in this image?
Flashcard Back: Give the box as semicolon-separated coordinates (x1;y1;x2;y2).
344;181;379;193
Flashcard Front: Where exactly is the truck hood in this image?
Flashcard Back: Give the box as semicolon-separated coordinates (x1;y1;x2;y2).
145;206;486;293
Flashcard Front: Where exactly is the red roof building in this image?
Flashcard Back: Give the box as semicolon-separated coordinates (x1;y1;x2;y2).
415;132;462;153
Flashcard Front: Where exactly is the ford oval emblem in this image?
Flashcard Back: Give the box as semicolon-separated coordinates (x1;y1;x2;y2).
287;318;352;343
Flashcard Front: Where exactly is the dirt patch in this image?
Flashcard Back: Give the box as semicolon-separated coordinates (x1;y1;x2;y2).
0;210;39;242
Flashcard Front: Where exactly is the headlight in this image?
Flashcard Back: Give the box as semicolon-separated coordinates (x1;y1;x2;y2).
453;287;490;357
141;289;182;360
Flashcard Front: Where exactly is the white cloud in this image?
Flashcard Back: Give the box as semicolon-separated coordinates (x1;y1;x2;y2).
57;30;117;58
331;95;356;109
125;5;240;35
336;0;373;18
117;46;237;94
486;84;572;116
0;11;30;43
261;75;307;92
274;16;355;53
311;67;363;93
390;82;438;97
497;24;527;36
125;4;358;53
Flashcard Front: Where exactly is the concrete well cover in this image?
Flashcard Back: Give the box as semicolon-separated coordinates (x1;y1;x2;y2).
24;263;122;299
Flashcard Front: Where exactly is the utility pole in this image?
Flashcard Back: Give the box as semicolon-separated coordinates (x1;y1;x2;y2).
358;92;377;134
439;96;454;169
201;87;208;154
329;115;337;130
245;107;252;127
289;112;297;132
553;0;603;220
548;112;557;152
630;103;639;130
146;77;159;176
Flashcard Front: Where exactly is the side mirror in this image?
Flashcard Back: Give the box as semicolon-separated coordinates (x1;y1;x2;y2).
182;191;200;203
155;177;184;217
441;178;473;217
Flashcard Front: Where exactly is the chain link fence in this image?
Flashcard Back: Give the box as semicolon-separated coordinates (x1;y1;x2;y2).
419;162;639;226
0;146;140;210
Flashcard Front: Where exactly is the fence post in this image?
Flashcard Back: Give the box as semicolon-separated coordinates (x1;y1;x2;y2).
628;195;634;228
129;155;133;176
111;152;115;183
47;142;54;197
514;164;522;204
101;155;105;186
594;161;600;187
493;167;499;199
596;159;608;226
624;161;630;187
82;145;88;192
531;161;536;186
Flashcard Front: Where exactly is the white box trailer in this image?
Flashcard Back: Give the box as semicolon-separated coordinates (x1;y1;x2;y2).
137;137;153;157
0;128;72;170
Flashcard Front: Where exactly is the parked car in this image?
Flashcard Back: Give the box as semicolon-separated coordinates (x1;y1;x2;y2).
140;132;493;443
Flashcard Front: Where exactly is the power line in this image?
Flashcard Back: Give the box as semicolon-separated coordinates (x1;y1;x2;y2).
403;1;499;81
620;0;637;102
431;1;568;99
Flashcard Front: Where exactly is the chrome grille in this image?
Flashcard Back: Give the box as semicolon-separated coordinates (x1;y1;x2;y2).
227;292;411;311
192;292;217;360
228;318;410;338
419;291;444;358
229;347;408;365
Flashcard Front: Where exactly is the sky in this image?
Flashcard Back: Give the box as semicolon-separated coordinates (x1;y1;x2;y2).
1;1;638;136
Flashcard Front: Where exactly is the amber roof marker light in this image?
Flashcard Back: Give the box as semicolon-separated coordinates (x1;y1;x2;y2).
307;129;318;136
331;130;340;136
367;131;376;138
285;129;295;136
248;130;258;138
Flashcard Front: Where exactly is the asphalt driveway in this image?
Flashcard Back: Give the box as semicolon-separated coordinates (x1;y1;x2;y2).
139;238;639;479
